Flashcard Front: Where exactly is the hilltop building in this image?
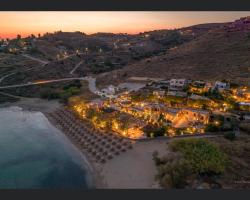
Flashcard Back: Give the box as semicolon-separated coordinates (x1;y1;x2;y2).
214;81;230;91
169;79;188;91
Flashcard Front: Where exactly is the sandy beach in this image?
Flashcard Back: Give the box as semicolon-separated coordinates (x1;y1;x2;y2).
99;139;168;189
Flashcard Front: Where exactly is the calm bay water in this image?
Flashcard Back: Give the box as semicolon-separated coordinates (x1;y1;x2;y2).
0;106;93;189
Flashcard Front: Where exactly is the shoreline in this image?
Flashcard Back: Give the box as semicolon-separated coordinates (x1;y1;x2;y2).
45;112;107;188
0;99;106;189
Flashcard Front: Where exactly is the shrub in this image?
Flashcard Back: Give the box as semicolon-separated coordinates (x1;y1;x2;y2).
205;124;220;132
153;152;191;188
239;123;250;134
224;132;236;141
63;80;82;90
40;89;60;100
170;138;228;175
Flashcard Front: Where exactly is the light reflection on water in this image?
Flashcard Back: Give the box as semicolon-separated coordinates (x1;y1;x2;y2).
0;106;93;189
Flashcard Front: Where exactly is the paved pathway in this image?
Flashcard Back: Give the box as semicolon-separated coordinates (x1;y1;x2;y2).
70;60;84;75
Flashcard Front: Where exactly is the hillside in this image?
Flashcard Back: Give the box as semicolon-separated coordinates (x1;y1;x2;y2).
1;17;250;86
96;18;250;86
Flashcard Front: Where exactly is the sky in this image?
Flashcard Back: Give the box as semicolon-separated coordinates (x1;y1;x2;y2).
1;11;250;39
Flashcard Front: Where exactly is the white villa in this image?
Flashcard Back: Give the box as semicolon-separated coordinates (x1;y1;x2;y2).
214;81;230;91
169;79;188;91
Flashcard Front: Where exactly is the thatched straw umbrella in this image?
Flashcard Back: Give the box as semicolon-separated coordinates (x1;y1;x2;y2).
91;150;97;156
107;153;113;160
122;141;129;146
117;137;124;142
91;134;97;140
98;145;104;151
86;147;93;154
95;154;101;161
92;144;99;150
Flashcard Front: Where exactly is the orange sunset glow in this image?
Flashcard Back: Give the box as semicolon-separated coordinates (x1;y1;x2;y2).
1;11;250;39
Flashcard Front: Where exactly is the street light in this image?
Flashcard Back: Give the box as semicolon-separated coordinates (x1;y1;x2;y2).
85;47;88;55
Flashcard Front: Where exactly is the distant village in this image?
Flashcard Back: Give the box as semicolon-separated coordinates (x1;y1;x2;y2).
70;78;250;139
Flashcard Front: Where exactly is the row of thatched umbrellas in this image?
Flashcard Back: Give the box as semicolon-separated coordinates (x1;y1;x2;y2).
48;108;133;164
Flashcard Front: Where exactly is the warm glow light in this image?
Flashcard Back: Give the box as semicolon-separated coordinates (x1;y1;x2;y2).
1;11;250;38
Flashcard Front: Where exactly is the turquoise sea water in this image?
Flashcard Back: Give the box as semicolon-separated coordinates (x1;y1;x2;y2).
0;106;93;189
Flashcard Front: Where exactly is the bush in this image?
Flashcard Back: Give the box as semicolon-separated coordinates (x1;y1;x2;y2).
170;138;228;175
224;132;236;141
153;152;191;188
157;158;190;188
144;125;167;138
239;123;250;134
205;124;220;132
40;89;60;100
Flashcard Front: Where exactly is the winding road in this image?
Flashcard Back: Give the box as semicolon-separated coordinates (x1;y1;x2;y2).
22;54;49;66
0;73;16;83
0;77;86;89
0;76;100;94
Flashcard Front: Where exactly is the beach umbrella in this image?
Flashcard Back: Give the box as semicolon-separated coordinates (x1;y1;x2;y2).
107;153;113;159
122;141;129;146
80;140;85;145
91;150;97;156
87;147;93;153
95;154;101;160
98;147;104;152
